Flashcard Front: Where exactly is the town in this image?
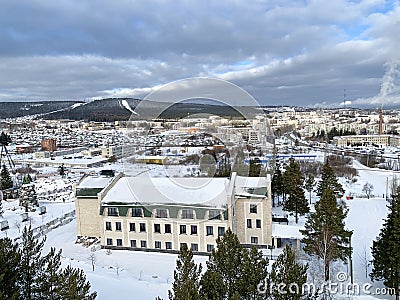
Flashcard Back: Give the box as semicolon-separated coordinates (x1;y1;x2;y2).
0;102;399;299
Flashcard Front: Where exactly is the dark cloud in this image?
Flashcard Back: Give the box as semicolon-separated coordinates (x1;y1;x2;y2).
0;0;398;106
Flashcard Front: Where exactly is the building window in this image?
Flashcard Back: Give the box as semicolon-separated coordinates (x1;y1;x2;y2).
106;238;112;246
208;210;221;220
129;223;136;232
191;243;198;252
108;207;118;216
105;221;112;231
130;240;137;248
154;224;161;233
180;243;187;250
141;240;147;248
156;208;168;218
251;237;258;244
218;227;225;237
247;219;252;228
181;209;194;219
139;223;146;232
180;225;186;234
165;242;172;250
116;239;122;246
207;244;214;252
165;224;172;233
155;241;161;249
206;226;213;236
191;225;198;235
115;222;122;231
132;208;143;217
256;219;261;228
250;204;257;214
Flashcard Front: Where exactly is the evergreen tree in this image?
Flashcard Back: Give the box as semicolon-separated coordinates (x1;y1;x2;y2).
271;163;283;207
0;164;13;190
37;247;63;300
236;247;269;299
19;225;46;300
199;270;225;300
58;164;66;178
58;265;97;300
316;161;344;197
301;188;352;282
283;158;310;223
304;175;315;204
0;237;21;299
270;245;309;300
168;244;202;300
249;158;264;177
200;229;269;299
201;229;243;299
370;189;400;299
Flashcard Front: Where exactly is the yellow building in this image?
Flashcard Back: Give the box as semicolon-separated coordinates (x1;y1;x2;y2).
75;172;272;253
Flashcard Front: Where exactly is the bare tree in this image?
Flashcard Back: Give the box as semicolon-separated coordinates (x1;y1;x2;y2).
88;253;96;271
14;220;21;233
357;244;371;279
362;182;374;199
115;261;123;276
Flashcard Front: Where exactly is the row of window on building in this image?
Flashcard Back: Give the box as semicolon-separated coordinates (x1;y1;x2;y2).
105;222;229;236
105;238;216;252
106;205;258;219
105;236;260;250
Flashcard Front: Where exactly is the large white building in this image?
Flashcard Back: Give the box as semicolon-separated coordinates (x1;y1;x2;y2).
74;172;272;253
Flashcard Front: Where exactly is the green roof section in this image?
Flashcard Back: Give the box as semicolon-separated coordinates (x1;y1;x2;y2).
76;188;103;198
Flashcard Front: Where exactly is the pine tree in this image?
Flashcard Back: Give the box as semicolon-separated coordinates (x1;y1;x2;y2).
304;174;314;204
200;229;269;299
316;161;344;197
0;237;21;299
271;163;283;207
283;158;310;223
237;247;269;299
19;225;47;300
58;164;66;178
201;229;243;299
301;188;352;282
37;247;63;300
58;265;97;300
168;244;202;300
370;189;400;300
0;164;13;190
270;245;309;300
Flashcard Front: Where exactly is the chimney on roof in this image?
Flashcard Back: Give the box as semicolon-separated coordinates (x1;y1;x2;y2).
378;108;383;135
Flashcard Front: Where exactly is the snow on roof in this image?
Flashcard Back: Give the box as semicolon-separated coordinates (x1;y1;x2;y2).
233;174;270;196
78;176;114;189
272;224;304;239
102;177;230;208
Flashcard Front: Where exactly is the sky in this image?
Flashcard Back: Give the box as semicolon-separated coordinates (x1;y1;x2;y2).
0;0;399;107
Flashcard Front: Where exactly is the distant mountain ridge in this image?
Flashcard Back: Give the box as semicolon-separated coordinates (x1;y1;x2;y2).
0;98;257;121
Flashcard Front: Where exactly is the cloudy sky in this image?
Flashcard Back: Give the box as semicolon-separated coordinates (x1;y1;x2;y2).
0;0;399;106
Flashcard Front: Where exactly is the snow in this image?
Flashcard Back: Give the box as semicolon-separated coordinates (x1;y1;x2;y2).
121;99;138;115
101;176;230;207
78;176;114;189
272;223;303;239
43;220;207;300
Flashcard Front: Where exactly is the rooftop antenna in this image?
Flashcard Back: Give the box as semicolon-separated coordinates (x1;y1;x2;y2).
343;89;346;109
